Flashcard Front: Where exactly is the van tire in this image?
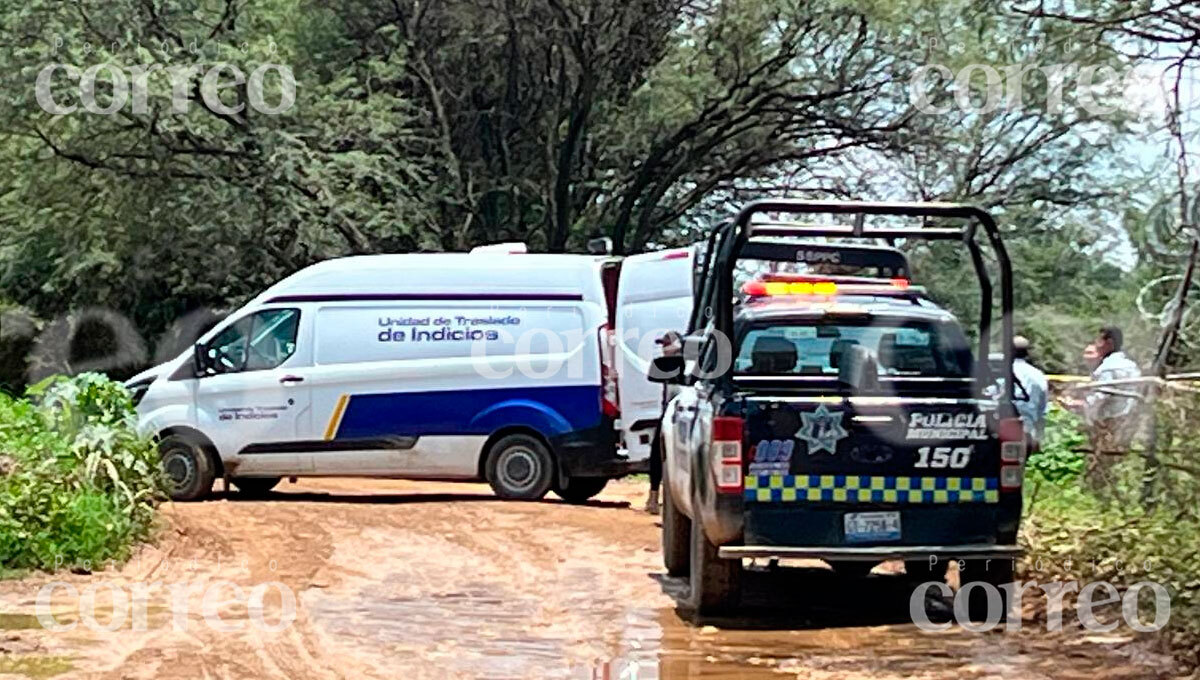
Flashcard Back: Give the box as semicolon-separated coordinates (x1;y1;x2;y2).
485;434;555;500
661;465;690;576
687;515;741;617
554;477;608;504
159;434;215;502
233;477;282;496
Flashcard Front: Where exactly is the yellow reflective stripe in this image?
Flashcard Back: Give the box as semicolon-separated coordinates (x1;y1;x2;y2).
324;394;350;441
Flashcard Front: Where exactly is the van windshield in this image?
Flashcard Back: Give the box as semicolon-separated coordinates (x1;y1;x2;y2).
734;320;973;378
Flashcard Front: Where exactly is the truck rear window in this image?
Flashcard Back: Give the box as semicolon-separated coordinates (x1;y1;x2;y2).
734;321;972;378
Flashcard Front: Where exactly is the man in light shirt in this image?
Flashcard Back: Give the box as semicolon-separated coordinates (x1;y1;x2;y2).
1085;325;1142;423
1011;336;1050;447
1084;325;1143;460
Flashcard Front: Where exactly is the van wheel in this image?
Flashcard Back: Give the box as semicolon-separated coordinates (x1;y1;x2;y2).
687;515;741;617
661;465;690;576
159;434;215;502
233;477;282;497
554;477;608;504
959;559;1014;623
485;434;555;500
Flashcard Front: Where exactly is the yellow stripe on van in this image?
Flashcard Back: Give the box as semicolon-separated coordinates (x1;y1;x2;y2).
324;394;350;441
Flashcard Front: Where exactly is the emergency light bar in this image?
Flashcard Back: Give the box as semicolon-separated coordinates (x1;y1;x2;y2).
741;275;921;298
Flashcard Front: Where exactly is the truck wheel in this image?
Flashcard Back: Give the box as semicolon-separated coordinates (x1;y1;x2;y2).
159;434;215;502
687;516;742;616
905;559;950;582
661;465;690;576
233;477;282;497
554;477;608;504
485;434;555;500
959;559;1014;623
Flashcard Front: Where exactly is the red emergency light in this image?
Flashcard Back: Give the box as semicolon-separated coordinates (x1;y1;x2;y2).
741;273;913;298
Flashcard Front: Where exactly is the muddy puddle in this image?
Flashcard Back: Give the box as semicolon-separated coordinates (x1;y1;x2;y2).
309;562;1175;680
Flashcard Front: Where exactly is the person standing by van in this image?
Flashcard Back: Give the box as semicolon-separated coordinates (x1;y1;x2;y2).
645;331;683;514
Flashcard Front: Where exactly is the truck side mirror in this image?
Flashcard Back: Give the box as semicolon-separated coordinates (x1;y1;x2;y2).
648;355;685;384
682;333;707;361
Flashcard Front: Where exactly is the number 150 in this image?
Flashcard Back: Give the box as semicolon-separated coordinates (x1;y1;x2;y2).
914;446;971;469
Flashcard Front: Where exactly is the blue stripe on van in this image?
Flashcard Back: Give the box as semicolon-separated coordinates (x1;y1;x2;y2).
334;385;603;440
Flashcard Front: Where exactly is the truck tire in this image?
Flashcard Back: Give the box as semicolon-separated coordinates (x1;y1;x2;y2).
485;434;555;500
554;477;608;504
159;434;215;502
959;559;1014;624
661;465;690;576
687;515;742;616
905;559;950;582
233;477;282;497
829;561;875;579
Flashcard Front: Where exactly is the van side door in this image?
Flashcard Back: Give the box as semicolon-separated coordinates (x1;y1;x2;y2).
193;307;312;474
615;249;694;462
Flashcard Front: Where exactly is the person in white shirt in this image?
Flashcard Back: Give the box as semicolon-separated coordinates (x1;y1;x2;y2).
1086;325;1142;422
1084;325;1143;460
1011;336;1050;447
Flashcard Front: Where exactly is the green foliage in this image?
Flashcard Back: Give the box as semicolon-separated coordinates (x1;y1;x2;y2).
0;374;165;571
0;0;1145;356
1022;397;1200;665
1026;406;1088;483
1023;477;1200;666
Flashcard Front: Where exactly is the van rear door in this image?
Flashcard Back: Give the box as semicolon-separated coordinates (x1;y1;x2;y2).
614;247;695;460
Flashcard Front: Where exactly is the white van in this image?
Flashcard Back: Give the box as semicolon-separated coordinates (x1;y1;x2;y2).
613;247;697;462
126;253;638;502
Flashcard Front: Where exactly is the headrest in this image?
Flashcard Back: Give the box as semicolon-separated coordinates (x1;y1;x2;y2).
830;339;859;369
878;332;898;368
749;335;797;373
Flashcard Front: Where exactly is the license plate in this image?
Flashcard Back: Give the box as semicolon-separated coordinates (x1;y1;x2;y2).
844;511;901;543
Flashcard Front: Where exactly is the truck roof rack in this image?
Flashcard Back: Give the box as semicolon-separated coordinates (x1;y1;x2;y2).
689;200;1015;410
739;240;911;279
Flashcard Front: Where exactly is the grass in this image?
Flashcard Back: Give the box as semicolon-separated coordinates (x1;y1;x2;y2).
0;655;73;679
0;374;166;572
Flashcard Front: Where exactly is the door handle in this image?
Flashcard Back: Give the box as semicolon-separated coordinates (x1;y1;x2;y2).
279;375;305;385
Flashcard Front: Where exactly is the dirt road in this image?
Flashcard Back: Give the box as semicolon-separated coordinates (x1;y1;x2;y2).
0;478;1179;679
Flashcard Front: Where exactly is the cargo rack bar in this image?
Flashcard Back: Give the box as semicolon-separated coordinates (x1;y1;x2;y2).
690;199;1015;409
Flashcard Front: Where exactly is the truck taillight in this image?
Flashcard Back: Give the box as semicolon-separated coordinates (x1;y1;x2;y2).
599;324;619;418
998;417;1025;490
712;416;743;493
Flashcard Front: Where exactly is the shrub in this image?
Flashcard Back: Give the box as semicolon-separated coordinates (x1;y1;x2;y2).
1026;405;1087;484
1022;407;1200;667
0;373;165;571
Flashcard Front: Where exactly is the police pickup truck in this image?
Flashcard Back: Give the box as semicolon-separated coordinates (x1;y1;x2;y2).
651;200;1025;619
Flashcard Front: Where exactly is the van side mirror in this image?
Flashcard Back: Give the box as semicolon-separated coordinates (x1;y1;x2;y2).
648;355;685;384
192;342;209;377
